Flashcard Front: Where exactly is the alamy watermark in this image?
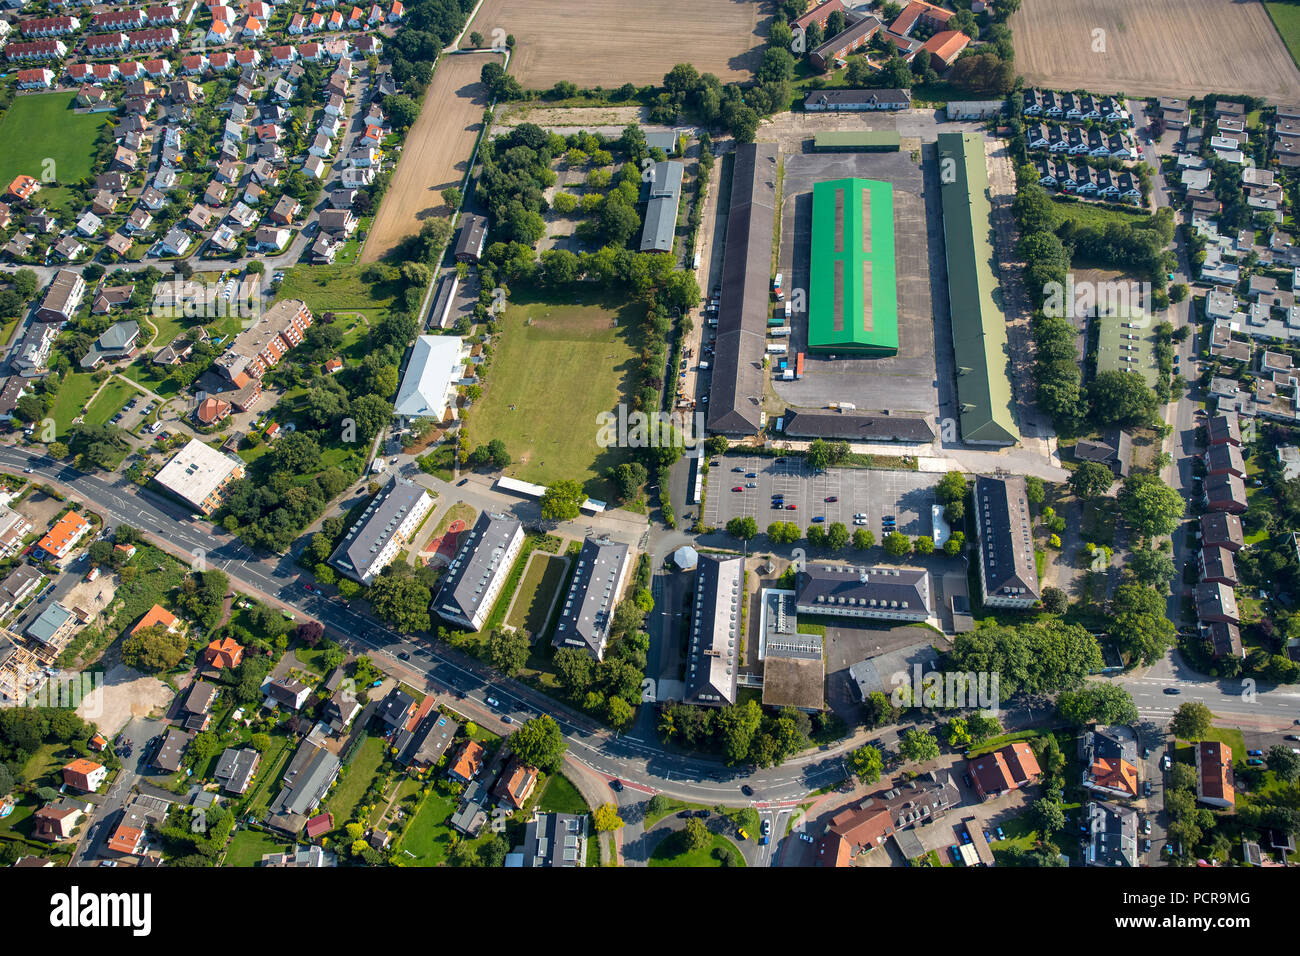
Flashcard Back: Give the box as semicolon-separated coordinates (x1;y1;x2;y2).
596;405;705;449
890;663;999;714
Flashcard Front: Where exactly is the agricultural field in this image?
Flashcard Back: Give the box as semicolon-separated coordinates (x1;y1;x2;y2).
0;92;111;187
1267;2;1300;70
466;0;763;87
362;52;500;263
1012;0;1300;100
466;289;643;498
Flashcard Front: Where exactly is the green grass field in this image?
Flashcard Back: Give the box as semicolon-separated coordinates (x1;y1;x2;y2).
1267;3;1300;69
275;265;401;314
538;772;590;815
468;288;644;499
0;92;111;187
397;791;457;866
505;552;568;639
324;736;386;832
648;830;745;867
50;371;100;434
224;828;294;867
83;379;145;427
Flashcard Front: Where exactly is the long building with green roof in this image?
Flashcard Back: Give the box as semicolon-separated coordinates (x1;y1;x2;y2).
808;178;898;356
935;132;1020;446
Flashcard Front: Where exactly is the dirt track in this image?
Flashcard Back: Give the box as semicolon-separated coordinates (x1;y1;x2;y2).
1012;0;1300;102
362;51;500;263
465;0;764;87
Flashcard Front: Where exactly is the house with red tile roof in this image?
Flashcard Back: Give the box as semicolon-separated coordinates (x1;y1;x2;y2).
1196;741;1235;809
203;636;244;670
35;511;90;561
62;758;107;792
492;758;539;810
968;741;1042;801
447;739;484;784
131;603;179;636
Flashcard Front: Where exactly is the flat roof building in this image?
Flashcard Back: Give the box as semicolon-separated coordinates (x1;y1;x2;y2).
152;438;246;514
973;475;1039;609
432;512;525;632
521;811;588;867
809;178;898;356
795;563;931;622
684;555;743;707
329;477;433;584
551;537;631;660
708;143;778;435
936;133;1019;445
782;408;933;443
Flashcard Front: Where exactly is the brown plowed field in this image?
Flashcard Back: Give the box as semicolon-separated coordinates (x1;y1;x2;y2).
362;52;500;263
466;0;764;87
1011;0;1300;102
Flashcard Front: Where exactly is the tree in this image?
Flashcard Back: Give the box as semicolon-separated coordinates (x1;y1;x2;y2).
852;528;874;550
913;535;934;555
1030;797;1066;835
898;728;939;763
1056;684;1139;726
540;479;586;521
554;647;594;699
250;733;272;752
295;620;324;648
1110;583;1176;665
606;695;634;730
487;628;529;676
509;715;567;773
1090;370;1158;425
121;624;188;673
366;574;432;633
1169;701;1214;741
683;816;710;852
1041;586;1068;615
1117;472;1185;539
1070;461;1116;500
936;470;967;505
593;802;624;832
848;744;883;784
726;515;758;541
805;439;831;471
1025;475;1045;506
1268;745;1300;783
826;522;849;551
883;531;911;557
1127;547;1176;588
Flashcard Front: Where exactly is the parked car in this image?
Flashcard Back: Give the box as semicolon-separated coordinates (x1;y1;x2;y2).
745;472;757;478
1161;755;1172;770
732;467;744;472
799;833;814;844
1143;781;1153;797
732;486;744;492
1247;758;1264;765
785;504;797;510
1142;839;1152;853
995;826;1005;840
1247;749;1264;757
1142;819;1152;835
746;483;757;488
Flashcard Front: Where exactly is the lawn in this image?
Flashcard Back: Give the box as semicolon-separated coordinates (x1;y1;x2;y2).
1267;2;1300;69
323;735;386;832
1048;198;1152;236
224;828;294;867
467;286;644;499
537;772;590;815
50;371;100;434
397;790;457;866
505;552;568;639
0;91;111;187
83;379;144;427
648;830;746;867
275;264;401;314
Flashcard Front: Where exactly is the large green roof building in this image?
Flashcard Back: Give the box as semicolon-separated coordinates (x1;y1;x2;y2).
936;132;1020;446
808;178;898;356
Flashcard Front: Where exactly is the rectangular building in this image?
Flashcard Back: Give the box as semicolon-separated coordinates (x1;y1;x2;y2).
972;475;1039;608
685;555;743;706
551;537;631;660
329;477;433;584
432;512;524;631
35;268;85;322
809;178;898;356
795;563;930;621
639;160;683;253
708;143;778;435
936;133;1019;445
152;438;246;514
392;334;466;421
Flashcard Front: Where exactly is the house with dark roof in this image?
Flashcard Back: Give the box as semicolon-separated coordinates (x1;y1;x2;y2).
213;747;260;794
684;554;743;707
1205;442;1246;479
377;687;417;732
973;476;1040;609
1196;580;1239;625
795;563;930;622
322;685;361;733
153;726;192;772
329;477;433;584
707;143;777;435
453;213;487;262
394;706;459;769
32;799;88;843
1085;800;1138;866
264;676;311;710
817;771;959;866
1200;512;1244;552
781;408;933;443
1203;472;1248;513
1204;621;1244;660
266;741;342;835
1200;545;1238;587
1073;428;1131;477
180;681;218;732
551;537;631;660
1207;414;1241;446
520;811;588;867
432;512;525;631
803;88;911;111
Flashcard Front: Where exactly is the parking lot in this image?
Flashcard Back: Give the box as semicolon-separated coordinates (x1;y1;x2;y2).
702;453;938;535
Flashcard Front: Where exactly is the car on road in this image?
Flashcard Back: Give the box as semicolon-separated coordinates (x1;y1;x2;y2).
761;819;771;836
396;652;410;660
609;779;624;792
741;784;754;796
502;715;513;724
303;583;320;594
1163;687;1180;695
1247;749;1263;757
1143;781;1153;797
486;696;500;708
825;496;837;502
1143;747;1151;758
1287;735;1300;741
23;468;32;474
1161;755;1172;770
731;486;744;492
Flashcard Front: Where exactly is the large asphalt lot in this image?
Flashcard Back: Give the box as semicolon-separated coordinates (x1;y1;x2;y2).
703;452;938;537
